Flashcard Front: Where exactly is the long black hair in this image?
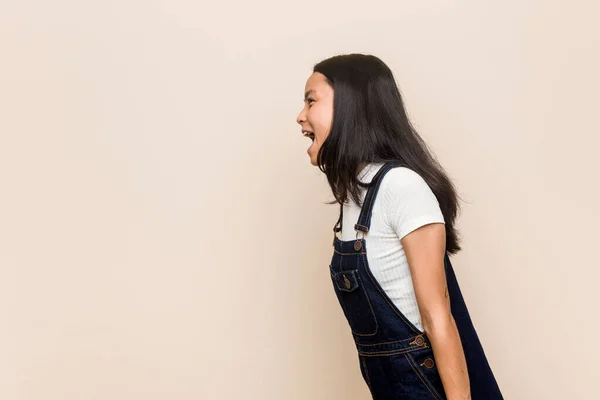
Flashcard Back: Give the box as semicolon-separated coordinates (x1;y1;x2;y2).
314;53;462;254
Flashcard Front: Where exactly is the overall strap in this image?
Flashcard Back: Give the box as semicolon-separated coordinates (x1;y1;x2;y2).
354;161;409;233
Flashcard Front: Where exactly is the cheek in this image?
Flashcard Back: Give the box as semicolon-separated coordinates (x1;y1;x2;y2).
310;108;332;139
318;118;332;142
316;129;329;144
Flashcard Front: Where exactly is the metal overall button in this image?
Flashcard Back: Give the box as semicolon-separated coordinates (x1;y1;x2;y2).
333;270;360;292
354;230;365;251
343;275;351;290
421;358;435;369
410;335;427;347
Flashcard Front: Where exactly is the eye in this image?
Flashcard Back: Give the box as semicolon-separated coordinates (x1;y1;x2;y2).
307;98;315;106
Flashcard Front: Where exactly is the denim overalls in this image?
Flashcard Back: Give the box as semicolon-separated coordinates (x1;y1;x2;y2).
329;162;503;399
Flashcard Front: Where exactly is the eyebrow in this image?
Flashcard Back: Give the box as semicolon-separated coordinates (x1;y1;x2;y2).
304;89;315;100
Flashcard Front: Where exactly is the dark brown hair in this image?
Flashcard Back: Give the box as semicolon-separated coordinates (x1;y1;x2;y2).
314;53;462;254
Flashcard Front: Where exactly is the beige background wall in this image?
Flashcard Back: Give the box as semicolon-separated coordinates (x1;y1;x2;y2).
1;1;599;399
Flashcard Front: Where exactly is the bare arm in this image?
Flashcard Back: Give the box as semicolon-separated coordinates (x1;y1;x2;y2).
401;223;471;400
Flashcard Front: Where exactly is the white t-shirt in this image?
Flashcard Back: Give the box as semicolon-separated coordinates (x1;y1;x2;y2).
340;163;445;332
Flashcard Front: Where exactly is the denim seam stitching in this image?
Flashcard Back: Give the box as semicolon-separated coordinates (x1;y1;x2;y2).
406;353;443;400
356;335;421;347
358;347;418;357
333;248;366;255
350;272;379;336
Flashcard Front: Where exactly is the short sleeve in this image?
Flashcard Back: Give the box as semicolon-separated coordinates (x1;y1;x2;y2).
381;168;445;240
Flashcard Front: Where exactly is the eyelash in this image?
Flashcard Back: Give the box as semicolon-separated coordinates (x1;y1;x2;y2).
307;98;315;105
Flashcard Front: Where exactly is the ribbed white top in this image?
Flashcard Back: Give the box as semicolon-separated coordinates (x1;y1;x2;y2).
340;163;445;331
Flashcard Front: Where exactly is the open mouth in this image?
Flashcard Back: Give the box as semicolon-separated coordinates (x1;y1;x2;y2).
303;130;315;141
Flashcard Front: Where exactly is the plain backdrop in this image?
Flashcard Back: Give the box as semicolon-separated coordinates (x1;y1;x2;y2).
1;1;599;399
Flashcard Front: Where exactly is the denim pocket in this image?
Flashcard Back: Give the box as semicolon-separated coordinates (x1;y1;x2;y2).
329;266;378;336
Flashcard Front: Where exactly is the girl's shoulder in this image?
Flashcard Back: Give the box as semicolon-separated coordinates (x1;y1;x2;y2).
379;166;436;202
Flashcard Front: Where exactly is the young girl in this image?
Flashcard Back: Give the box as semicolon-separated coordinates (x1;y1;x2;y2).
296;54;503;400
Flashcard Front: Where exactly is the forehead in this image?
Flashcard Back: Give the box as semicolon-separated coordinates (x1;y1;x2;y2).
304;72;329;95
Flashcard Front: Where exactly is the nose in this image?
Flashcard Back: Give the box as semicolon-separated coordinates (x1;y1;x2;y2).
296;108;306;125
